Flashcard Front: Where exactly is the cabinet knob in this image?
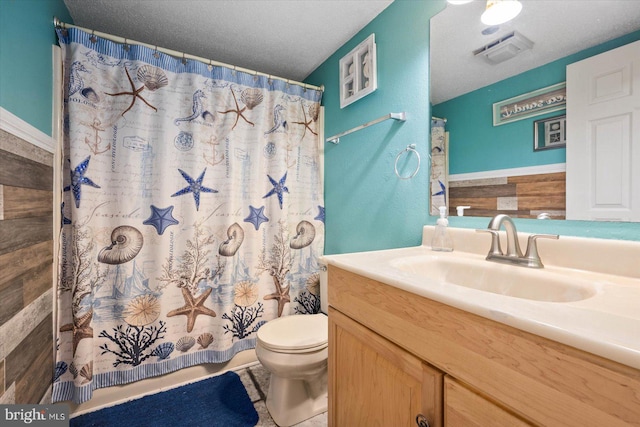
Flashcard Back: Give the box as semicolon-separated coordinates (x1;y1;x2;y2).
416;414;430;427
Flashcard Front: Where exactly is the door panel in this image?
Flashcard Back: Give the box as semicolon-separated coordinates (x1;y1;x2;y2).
566;40;640;221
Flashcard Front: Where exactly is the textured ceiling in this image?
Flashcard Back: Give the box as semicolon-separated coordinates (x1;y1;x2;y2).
62;0;394;82
62;0;640;99
430;0;640;104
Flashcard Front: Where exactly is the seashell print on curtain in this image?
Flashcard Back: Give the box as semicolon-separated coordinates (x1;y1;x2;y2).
53;27;324;404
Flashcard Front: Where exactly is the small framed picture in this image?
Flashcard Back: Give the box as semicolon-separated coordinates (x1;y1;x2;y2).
534;115;566;151
339;34;377;108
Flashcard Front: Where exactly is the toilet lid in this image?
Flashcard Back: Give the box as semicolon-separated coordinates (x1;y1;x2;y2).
257;314;327;351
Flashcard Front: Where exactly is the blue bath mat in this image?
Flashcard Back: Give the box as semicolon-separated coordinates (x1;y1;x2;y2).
70;371;258;427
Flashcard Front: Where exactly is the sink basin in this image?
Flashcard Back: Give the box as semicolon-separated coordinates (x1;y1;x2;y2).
390;255;598;302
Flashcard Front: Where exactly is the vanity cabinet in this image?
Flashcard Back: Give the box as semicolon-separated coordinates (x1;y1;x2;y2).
329;307;443;427
327;266;640;426
444;377;531;427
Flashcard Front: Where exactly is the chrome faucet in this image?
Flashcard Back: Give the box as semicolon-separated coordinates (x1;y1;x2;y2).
477;214;559;268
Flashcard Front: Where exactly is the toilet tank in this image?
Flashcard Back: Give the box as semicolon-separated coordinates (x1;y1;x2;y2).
319;265;328;314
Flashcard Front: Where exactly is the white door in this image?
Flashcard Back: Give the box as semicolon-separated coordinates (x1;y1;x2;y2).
566;40;640;221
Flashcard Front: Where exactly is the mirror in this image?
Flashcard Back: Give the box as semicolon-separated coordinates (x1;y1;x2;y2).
429;0;640;221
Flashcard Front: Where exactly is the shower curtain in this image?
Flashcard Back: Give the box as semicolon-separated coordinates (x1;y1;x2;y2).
430;118;448;215
53;27;324;404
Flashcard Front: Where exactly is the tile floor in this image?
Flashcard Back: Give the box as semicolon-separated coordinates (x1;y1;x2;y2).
236;363;327;427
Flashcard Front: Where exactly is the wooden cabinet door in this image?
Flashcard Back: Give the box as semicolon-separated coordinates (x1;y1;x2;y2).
329;307;443;427
444;376;533;427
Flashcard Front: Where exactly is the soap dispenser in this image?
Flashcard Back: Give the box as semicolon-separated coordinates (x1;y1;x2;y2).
431;206;453;252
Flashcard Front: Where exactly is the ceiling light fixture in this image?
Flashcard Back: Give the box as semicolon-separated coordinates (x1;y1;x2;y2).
481;0;523;25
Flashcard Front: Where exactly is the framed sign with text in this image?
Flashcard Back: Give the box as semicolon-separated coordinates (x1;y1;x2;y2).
493;82;566;126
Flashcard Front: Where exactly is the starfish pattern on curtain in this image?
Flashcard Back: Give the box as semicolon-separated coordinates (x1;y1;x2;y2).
53;27;324;404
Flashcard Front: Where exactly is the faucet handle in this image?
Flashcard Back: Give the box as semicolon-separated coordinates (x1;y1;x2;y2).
524;234;559;268
476;229;503;256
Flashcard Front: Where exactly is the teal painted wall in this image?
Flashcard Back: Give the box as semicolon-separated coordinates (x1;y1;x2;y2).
433;30;640;174
308;3;640;249
306;0;447;255
0;0;73;136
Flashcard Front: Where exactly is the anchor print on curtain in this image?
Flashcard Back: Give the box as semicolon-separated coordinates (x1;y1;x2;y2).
53;27;324;404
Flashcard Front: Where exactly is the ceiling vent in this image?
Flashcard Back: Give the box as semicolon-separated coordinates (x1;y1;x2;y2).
473;31;534;64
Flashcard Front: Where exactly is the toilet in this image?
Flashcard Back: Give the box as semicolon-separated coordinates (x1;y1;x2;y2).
255;268;328;426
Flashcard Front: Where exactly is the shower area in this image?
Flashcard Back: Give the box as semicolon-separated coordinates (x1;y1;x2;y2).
51;21;325;409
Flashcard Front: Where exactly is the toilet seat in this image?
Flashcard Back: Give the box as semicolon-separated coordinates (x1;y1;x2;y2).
257;314;327;353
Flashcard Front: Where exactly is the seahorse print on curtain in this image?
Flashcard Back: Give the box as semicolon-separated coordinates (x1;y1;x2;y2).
53;27;324;404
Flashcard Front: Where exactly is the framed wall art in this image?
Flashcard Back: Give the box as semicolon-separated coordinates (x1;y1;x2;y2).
493;82;566;126
339;34;377;108
534;115;566;151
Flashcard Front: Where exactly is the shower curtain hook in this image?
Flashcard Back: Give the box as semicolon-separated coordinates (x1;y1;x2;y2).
89;30;97;43
182;53;188;65
153;46;160;59
55;17;68;36
123;38;130;52
208;59;213;71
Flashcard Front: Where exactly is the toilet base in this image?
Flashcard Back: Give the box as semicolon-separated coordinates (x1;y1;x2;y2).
265;373;328;427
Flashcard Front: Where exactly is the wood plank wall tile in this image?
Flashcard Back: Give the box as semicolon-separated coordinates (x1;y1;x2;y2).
451;184;517;199
5;314;53;403
0;149;53;190
1;185;53;220
515;181;566;197
0;290;53;361
15;322;53;405
0;130;53;167
0;277;24;326
448;197;497;211
0;130;54;405
0;241;53;285
0;217;52;256
22;262;53;308
518;196;566;211
508;172;566;183
449;172;566;219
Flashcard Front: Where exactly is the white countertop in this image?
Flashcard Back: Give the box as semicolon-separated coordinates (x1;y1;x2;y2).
321;227;640;370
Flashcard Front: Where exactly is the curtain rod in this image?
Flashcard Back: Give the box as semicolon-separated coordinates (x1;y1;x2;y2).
52;17;324;93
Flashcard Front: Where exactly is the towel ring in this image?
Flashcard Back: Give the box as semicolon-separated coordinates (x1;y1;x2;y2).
394;144;420;180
